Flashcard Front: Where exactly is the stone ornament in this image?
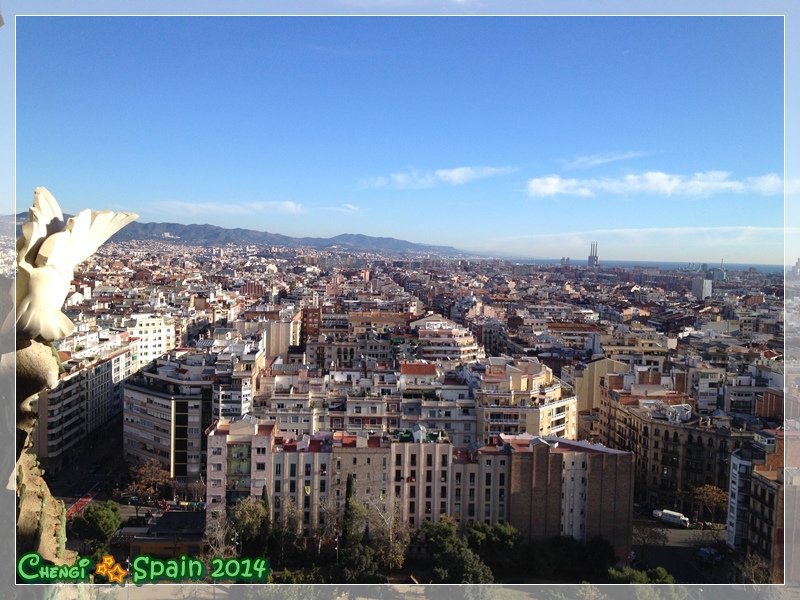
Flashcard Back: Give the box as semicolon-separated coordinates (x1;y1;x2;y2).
16;187;138;341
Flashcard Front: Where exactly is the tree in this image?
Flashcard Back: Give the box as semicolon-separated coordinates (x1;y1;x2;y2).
203;516;236;560
311;492;339;559
187;479;206;502
364;494;410;571
607;565;675;584
124;458;171;516
421;515;494;583
270;496;305;568
229;496;271;556
337;474;378;582
465;521;520;572
692;484;728;522
741;552;772;584
70;500;121;553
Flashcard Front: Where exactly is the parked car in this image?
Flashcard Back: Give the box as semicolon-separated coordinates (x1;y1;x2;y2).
697;547;722;564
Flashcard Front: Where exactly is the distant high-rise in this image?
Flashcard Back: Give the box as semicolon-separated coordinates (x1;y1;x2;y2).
691;277;712;301
588;242;599;267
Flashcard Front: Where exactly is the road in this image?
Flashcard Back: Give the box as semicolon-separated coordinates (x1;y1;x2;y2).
633;515;731;583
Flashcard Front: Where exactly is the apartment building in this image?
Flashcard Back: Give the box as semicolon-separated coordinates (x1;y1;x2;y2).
123;353;214;481
474;357;577;442
124;313;176;365
505;434;634;562
262;317;302;358
411;316;483;363
330;432;393;519
450;445;511;527
390;428;453;530
747;466;784;583
207;418;334;536
727;430;782;551
600;372;755;512
34;336;137;473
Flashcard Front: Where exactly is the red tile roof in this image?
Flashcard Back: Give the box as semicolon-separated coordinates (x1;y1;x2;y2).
401;363;438;376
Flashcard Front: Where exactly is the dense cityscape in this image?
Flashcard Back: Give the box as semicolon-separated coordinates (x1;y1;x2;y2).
17;233;794;585
9;14;789;590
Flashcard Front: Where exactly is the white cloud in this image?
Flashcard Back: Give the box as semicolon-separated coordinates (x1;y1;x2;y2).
362;165;515;189
434;166;515;185
268;201;304;215
155;200;304;216
323;203;360;213
526;171;786;198
563;151;647;170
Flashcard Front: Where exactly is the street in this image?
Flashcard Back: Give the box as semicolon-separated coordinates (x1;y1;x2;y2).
633;515;731;583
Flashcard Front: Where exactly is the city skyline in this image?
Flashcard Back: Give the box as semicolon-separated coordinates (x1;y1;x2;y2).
15;16;786;264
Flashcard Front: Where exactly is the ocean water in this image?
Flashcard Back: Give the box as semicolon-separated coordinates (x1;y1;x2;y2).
514;258;784;274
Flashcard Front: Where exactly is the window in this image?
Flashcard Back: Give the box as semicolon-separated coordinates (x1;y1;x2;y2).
274;480;281;493
396;453;402;466
290;464;297;477
441;455;448;467
275;464;282;476
289;481;296;493
353;457;357;465
411;455;417;466
212;464;222;471
426;486;432;498
426;454;433;467
469;473;475;485
256;463;266;471
212;447;222;456
426;471;432;483
499;473;505;486
256;447;266;455
485;473;492;486
305;464;312;477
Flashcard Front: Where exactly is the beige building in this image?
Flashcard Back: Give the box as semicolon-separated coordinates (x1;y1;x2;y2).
475;357;577;442
562;357;628;413
599;371;754;512
124;313;176;366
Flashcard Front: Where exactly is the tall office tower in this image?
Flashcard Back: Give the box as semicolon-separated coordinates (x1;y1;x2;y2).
588;242;599;267
691;277;712;301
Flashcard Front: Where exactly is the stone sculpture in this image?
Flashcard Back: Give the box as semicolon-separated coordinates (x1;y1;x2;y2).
13;187;137;564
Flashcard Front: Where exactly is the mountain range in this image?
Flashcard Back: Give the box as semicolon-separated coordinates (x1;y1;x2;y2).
8;213;463;256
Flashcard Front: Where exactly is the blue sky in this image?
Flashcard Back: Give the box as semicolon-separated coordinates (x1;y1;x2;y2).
15;16;786;263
